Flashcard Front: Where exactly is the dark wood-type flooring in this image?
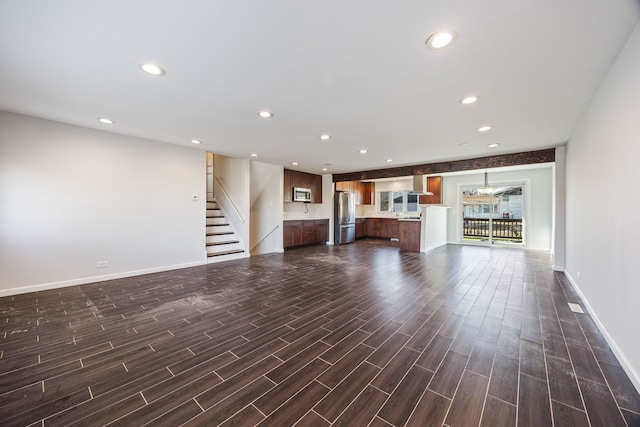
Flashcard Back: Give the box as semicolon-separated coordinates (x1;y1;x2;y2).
1;241;639;426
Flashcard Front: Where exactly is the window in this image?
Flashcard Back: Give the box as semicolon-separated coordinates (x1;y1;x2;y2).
378;190;418;213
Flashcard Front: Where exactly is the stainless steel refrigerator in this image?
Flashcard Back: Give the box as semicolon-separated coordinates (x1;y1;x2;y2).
334;191;356;245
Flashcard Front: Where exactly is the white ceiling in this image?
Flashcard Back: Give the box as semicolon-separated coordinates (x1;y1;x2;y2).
1;1;638;174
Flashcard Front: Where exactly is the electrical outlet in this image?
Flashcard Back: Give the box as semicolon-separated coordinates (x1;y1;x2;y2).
97;260;108;268
577;271;581;280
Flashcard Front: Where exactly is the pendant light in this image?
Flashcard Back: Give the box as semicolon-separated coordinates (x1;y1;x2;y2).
476;170;496;195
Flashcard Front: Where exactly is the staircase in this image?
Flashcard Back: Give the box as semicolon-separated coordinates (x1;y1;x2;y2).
206;199;245;263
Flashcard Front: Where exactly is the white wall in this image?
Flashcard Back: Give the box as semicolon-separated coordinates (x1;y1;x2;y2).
213;154;250;251
565;22;640;389
442;167;554;251
250;161;283;254
0;112;205;295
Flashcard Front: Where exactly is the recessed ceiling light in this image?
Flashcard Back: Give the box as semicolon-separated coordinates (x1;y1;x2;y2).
385;159;393;163
359;149;368;154
139;63;165;76
98;117;114;124
478;126;492;132
320;134;331;141
250;153;259;157
460;96;479;105
291;162;298;166
191;139;202;144
426;31;456;49
258;111;273;118
487;143;500;148
322;168;328;171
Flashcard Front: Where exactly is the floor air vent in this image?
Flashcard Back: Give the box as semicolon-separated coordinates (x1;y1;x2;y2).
568;303;584;313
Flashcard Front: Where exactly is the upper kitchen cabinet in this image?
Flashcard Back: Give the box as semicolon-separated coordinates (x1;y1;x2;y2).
418;176;442;205
283;169;293;202
335;181;374;205
360;182;374;205
284;168;323;204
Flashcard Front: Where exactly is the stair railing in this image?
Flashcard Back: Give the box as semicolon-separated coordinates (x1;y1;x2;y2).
250;224;280;253
214;176;244;224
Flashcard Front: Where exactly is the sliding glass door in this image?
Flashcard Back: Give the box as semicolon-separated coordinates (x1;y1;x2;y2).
461;185;524;246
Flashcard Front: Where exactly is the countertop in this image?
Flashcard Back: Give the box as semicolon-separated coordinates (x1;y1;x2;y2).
356;215;422;221
283;216;330;221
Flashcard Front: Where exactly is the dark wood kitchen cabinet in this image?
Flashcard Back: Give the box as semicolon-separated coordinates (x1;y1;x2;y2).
335;181;374;205
399;220;421;251
283;169;293;202
418;176;442;205
360;182;374;205
355;218;367;239
367;218;399;239
284;169;323;203
283;219;329;249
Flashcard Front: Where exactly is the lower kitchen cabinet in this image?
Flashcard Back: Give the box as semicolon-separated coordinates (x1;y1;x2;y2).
355;218;367;239
366;218;399;239
283;219;329;249
399;220;421;251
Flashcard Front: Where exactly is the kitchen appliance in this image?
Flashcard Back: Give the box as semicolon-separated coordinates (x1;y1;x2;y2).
410;175;434;195
334;191;356;245
293;187;312;202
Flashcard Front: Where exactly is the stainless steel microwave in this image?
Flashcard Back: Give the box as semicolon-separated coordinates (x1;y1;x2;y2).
293;187;312;202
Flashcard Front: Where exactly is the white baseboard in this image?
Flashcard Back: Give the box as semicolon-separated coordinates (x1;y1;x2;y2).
564;271;640;394
0;260;207;298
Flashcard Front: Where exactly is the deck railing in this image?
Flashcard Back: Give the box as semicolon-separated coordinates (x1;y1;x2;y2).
463;218;523;242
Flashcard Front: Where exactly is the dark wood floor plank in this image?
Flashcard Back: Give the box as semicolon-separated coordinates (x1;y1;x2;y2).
520;338;546;380
142;353;233;403
546;355;584;409
414;334;453;372
366;332;410;368
195;355;281;410
217;404;265;427
371;347;421;394
254;380;330;427
179;376;273;427
428;350;469;398
405;389;451;427
599;361;640;413
567;343;606;384
217;339;287;379
378;365;433;427
52;393;147;427
445;370;489;427
480;395;516;427
254;358;330;415
332;385;389;427
313;361;380;421
518;373;552;427
578;377;628;427
551;400;590;427
467;338;497;377
317;343;375;389
319;329;369;364
621;408;640;427
294;410;331;427
267;341;330;383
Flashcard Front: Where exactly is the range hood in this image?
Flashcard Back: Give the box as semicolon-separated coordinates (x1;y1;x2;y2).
411;175;434;195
